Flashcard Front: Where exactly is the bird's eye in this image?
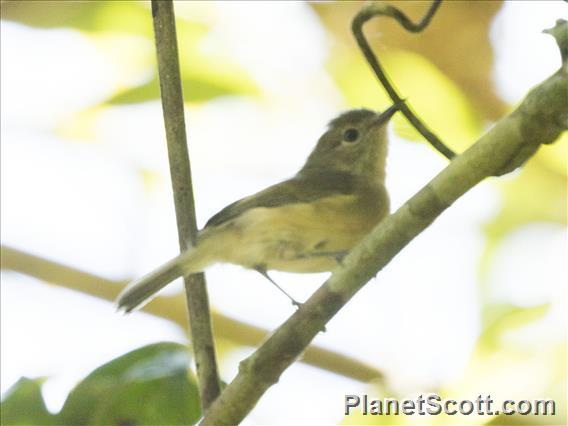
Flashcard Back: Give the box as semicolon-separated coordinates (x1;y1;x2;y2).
343;128;359;143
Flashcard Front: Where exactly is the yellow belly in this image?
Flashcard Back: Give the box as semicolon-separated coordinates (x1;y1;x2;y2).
199;194;388;273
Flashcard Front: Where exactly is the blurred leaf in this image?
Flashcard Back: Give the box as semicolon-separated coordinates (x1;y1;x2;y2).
440;341;566;426
480;303;550;349
384;50;482;151
342;411;410;426
0;0;153;36
106;72;256;105
0;377;57;425
59;342;201;426
536;132;568;177
487;413;556;425
480;140;567;278
313;1;506;121
2;0;257;105
105;17;258;105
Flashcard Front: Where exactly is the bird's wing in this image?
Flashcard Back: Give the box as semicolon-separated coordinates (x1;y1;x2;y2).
204;171;357;228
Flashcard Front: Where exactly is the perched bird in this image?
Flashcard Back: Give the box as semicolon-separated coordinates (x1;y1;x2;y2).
117;103;401;312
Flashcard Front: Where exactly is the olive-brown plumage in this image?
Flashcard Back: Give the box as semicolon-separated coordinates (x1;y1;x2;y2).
117;104;401;311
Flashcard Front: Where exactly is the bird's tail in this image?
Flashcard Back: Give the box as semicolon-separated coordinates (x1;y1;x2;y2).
116;247;208;313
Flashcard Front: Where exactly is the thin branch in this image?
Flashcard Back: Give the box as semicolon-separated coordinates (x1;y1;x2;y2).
201;21;567;424
544;18;568;64
352;0;457;160
150;0;220;409
0;245;384;384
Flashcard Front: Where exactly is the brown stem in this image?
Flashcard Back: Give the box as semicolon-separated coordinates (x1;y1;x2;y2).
151;0;220;410
352;0;457;160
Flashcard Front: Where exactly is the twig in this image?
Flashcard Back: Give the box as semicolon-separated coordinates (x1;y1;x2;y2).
201;20;567;424
151;0;220;410
0;245;384;383
544;18;568;64
352;0;457;160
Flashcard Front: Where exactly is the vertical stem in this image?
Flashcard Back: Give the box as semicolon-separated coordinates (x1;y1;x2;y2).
151;0;221;410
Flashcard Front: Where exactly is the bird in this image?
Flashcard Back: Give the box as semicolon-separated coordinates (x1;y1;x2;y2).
117;103;401;312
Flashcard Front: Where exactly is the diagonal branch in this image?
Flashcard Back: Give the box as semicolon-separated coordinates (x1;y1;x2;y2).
353;0;457;160
200;20;567;425
151;0;220;409
0;245;385;384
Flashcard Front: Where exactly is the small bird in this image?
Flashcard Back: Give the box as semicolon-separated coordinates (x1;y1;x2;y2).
117;103;401;312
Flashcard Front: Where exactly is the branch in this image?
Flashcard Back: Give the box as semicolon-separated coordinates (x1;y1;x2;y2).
352;0;457;160
151;0;220;409
201;20;567;425
0;245;384;384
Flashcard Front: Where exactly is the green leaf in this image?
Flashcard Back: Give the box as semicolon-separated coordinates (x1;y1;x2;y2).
1;377;57;425
480;142;567;279
0;1;153;36
59;342;201;426
479;303;550;349
2;0;257;106
106;18;258;105
106;73;256;105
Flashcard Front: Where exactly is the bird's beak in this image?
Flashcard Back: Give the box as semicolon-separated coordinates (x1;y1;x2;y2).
374;100;405;126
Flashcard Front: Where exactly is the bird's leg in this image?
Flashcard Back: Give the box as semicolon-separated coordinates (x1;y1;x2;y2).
254;265;302;308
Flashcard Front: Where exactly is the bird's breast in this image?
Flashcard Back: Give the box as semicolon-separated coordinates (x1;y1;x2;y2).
204;188;389;273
